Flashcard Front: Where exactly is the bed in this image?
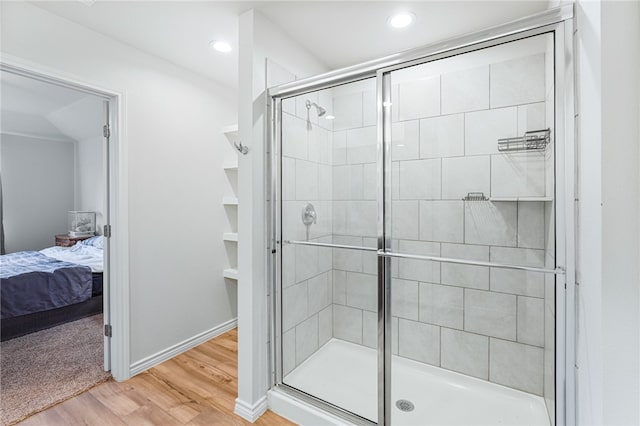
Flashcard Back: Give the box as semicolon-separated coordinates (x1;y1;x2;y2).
1;236;104;341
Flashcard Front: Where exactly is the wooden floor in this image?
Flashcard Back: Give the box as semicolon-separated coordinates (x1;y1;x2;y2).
20;329;295;426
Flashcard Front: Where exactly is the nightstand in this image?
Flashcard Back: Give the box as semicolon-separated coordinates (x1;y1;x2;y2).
55;234;92;247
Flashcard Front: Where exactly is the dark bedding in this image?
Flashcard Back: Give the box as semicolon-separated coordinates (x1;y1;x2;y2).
0;251;93;319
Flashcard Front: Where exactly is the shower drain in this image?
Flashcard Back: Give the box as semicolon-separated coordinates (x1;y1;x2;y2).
395;399;415;412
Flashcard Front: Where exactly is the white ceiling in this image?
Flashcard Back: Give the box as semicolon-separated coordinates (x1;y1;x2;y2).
32;1;551;89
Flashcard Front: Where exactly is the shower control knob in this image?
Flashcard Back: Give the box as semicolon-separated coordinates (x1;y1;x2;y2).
301;203;317;226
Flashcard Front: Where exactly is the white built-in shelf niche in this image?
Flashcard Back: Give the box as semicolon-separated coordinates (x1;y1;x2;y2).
223;124;239;282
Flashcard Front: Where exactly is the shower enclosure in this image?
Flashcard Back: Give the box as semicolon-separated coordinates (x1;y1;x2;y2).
268;7;574;426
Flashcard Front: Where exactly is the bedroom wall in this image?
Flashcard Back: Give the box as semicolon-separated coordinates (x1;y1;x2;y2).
0;133;75;252
0;2;238;375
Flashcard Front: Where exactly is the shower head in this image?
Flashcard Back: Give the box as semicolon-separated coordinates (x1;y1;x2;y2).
305;99;326;117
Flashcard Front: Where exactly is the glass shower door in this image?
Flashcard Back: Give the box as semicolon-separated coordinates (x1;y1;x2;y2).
278;78;381;423
384;33;557;425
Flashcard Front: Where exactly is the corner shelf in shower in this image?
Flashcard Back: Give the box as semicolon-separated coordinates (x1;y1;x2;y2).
489;196;554;202
222;124;239;282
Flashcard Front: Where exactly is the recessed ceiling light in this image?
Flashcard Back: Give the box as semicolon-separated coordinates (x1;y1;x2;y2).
325;115;335;120
210;40;232;53
388;13;415;29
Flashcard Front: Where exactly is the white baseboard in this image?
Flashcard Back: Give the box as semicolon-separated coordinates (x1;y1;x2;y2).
129;317;237;376
235;396;268;423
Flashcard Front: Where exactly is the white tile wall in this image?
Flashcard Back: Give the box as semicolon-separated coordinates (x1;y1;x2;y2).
464;289;517;340
419;113;465;159
464;202;517;247
282;113;307;160
346;126;377;164
392;201;420;240
517;296;544;347
489;338;544;395
333;130;347;165
419;200;464;243
418;282;464;329
296;315;319;364
333;165;363;200
308;124;331;165
442;156;490;200
333;270;347;304
363;164;377;200
490;247;545;297
283;329;296;376
518;202;545;249
398;76;441;121
333;304;363;344
398;319;440;366
332;235;363;272
283;281;308;331
490;54;545;108
441;66;489;114
441;328;489;379
441;243;490;290
491;153;546;198
398;159;441;199
465;107;518;155
363;90;377;127
333;92;363;130
308;272;332;316
319;306;333;347
517;102;546;134
392;120;420;161
392;279;420;321
346;272;377;312
295;160;319;200
362;310;378;349
397;240;441;283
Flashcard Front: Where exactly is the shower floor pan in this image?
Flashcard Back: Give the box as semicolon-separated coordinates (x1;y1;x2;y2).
284;339;550;425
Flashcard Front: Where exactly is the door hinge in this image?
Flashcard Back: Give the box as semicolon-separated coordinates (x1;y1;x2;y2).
104;224;112;238
104;324;112;337
103;124;111;138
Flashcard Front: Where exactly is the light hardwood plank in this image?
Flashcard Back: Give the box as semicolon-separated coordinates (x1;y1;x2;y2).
19;329;296;426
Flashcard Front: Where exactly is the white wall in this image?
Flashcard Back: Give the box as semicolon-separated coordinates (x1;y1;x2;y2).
0;133;75;252
576;1;640;424
0;2;238;373
236;8;328;419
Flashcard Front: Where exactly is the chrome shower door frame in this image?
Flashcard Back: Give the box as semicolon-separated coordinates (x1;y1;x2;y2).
268;6;576;425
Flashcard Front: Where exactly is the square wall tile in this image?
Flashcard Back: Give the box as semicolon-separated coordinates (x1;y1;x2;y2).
393;120;420;161
346;201;377;237
346;272;377;312
465;107;518;155
283;329;296;376
333;92;363;130
419;200;464;243
490;54;545;108
363;90;377;126
333;269;347;304
517;296;544;347
295;315;318;364
517;102;546;135
419;113;464;159
319;306;333;346
283;281;308;331
398;319;440;366
464;289;516;340
398;76;441;121
282;113;308;160
333;131;347;165
347;126;377;164
441;328;489;379
333;304;363;344
397;240;441;283
295;160;318;200
489;338;544;395
392;279;419;321
464;201;517;247
333;165;363;200
442;156;490;200
308;124;331;165
393;201;420;240
332;235;363;273
441;243;489;290
518;201;545;249
363;310;378;349
398;159;441;200
308;272;332;315
363;163;377;200
491;153;546;198
490;246;545;297
442;66;489;114
419;282;464;329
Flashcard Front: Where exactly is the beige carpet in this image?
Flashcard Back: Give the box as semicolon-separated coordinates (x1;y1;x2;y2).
0;314;111;426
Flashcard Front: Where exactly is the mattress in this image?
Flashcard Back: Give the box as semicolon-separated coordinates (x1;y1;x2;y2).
0;251;93;319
